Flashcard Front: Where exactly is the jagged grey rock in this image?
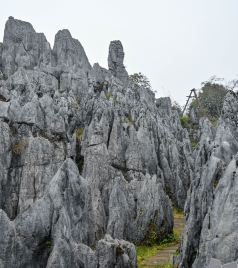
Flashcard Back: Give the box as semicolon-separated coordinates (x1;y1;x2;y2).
96;234;137;268
2;16;51;76
208;258;237;268
0;159;136;267
156;97;194;208
0;41;3;73
108;40;128;84
180;92;238;267
0;17;193;267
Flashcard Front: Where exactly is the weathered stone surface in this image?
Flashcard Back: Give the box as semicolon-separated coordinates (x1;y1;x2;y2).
96;234;137;268
0;158;136;267
156;97;194;208
208;258;222;268
53;29;91;72
2;16;51;76
180;92;238;267
208;258;238;268
0;17;193;267
0;41;3;73
0;158;89;267
108;40;128;84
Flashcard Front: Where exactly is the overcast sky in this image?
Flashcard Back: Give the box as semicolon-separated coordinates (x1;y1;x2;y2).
1;0;238;105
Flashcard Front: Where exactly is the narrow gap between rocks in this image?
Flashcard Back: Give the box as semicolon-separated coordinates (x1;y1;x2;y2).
137;208;185;268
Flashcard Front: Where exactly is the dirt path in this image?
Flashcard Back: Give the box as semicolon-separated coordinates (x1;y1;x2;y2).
141;213;185;267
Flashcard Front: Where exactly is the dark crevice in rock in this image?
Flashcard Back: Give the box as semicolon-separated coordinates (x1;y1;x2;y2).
111;162;145;176
76;140;84;174
31;237;53;268
106;113;114;149
0;94;9;102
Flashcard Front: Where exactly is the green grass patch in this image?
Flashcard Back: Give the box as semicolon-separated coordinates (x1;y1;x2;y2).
191;138;198;150
75;127;84;143
180;116;191;129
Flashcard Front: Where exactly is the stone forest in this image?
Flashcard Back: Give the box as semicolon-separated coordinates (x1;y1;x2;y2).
0;17;238;268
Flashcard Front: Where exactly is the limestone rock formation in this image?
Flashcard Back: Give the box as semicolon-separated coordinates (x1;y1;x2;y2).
179;91;238;267
2;16;51;76
156;97;193;208
208;258;237;268
108;40;128;85
0;17;193;267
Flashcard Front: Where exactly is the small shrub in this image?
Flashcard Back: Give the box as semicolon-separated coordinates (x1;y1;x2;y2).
144;223;158;246
213;179;219;188
180;116;191;129
189;81;227;121
12;140;27;154
105;92;113;100
138;208;144;216
123;115;135;126
45;240;52;249
191;137;198;150
0;72;8;81
71;100;80;109
90;244;96;251
160;232;177;245
129;72;152;91
75;128;84;143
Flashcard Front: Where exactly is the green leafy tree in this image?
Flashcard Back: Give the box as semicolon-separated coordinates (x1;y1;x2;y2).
190;81;227;122
129;72;157;93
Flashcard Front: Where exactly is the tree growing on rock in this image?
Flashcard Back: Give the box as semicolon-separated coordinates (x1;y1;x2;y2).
190;80;227;123
129;72;156;92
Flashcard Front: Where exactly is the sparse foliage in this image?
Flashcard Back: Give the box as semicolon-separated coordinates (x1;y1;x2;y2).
129;72;157;93
172;101;182;115
12;140;27;154
75;128;84;143
105;92;113;100
180;116;191;129
190;81;227;122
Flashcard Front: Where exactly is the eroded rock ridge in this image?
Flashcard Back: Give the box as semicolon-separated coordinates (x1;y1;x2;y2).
0;17;193;267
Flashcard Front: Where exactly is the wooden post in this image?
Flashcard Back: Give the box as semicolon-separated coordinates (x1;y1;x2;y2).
182;89;199;115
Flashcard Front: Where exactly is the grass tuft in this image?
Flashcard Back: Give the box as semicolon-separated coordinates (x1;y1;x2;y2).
75;128;84;143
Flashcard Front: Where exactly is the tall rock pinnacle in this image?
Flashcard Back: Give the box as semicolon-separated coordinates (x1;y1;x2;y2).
2;16;51;76
108;40;128;84
53;29;91;71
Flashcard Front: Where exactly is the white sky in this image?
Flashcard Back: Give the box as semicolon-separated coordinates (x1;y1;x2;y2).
1;0;238;105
